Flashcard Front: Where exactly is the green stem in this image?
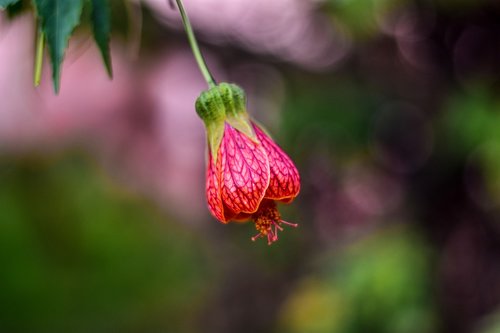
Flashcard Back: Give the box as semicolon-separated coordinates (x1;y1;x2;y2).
174;0;216;88
34;22;45;87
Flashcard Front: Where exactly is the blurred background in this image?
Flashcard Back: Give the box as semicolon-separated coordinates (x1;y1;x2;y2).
1;0;500;332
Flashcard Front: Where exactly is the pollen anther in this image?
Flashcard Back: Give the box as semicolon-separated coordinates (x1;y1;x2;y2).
251;200;298;245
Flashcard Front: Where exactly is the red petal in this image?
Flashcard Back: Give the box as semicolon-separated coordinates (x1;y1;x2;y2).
253;124;300;202
220;124;270;214
206;151;227;223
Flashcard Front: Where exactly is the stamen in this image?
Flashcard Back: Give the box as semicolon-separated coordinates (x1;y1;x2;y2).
280;220;298;228
251;201;298;245
251;233;264;242
267;233;273;245
273;230;279;242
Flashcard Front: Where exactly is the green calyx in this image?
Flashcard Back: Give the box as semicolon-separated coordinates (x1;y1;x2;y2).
195;82;247;122
195;82;257;161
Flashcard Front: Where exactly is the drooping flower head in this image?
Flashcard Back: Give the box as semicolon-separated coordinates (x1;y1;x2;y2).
196;82;300;245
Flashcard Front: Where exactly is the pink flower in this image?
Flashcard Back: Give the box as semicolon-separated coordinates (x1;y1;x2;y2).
196;83;300;244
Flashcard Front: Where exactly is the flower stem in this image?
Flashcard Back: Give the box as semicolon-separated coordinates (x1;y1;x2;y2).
174;0;216;88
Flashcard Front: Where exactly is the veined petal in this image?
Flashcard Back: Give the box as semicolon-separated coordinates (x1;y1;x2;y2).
220;124;270;214
253;124;300;202
206;151;227;223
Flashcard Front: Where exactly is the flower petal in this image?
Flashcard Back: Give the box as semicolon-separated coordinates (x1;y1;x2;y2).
206;151;227;223
253;124;300;202
220;124;270;214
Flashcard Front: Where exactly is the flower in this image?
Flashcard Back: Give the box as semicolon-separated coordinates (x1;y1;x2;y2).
196;83;300;245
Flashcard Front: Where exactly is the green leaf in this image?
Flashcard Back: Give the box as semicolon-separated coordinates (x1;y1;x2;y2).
32;0;84;93
90;0;112;77
0;0;20;9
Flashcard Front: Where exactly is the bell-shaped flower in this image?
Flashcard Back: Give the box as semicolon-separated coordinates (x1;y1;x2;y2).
196;83;300;244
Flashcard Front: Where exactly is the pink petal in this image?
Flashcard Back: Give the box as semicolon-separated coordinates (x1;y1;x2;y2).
220;124;270;214
206;151;227;223
253;124;300;202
